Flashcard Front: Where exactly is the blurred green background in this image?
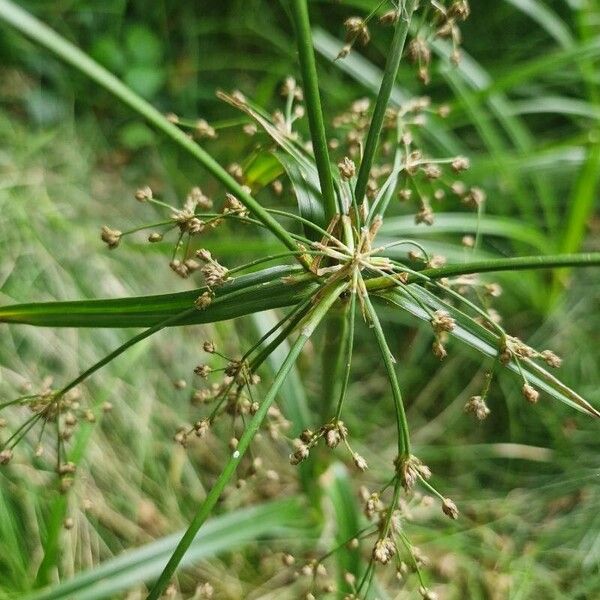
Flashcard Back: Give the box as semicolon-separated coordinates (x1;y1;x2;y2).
0;1;599;598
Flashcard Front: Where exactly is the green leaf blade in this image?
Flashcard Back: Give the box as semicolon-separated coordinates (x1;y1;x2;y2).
0;266;315;328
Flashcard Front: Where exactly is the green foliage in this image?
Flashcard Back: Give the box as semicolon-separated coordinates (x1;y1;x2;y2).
0;0;598;599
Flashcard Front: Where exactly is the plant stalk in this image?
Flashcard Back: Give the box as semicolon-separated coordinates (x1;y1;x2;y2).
362;292;410;457
290;0;338;220
320;304;350;423
354;0;418;203
146;280;347;600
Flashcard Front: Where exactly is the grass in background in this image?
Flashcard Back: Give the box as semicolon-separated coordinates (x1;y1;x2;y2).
0;1;598;598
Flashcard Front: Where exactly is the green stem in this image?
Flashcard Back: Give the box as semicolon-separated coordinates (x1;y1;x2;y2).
146;281;347;600
366;252;600;292
290;0;337;220
354;0;418;203
362;292;410;457
321;304;350;423
0;0;298;254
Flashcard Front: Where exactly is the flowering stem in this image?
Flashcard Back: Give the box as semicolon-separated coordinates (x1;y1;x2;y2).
0;0;300;254
354;0;418;203
290;0;338;220
362;292;411;457
146;281;347;600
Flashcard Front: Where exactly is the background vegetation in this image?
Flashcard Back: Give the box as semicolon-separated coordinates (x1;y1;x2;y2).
0;1;598;598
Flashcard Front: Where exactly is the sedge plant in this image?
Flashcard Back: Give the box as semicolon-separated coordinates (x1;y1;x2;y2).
0;0;599;598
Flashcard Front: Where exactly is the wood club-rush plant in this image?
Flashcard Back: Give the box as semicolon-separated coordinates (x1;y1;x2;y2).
0;1;599;598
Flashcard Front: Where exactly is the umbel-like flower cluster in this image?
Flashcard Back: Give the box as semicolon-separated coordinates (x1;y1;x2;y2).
1;1;597;599
86;63;570;597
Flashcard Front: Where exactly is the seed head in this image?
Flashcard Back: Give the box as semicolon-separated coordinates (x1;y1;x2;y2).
148;232;163;243
484;283;502;298
290;444;310;465
373;537;396;564
344;17;370;46
432;339;447;360
379;9;398;25
201;260;229;288
58;461;77;476
194;364;212;378
0;449;13;465
223;193;248;217
243;123;257;136
203;341;215;353
195;119;217;139
195;291;213;310
323;421;348;448
522;383;539;404
431;310;455;333
227;162;243;181
418;65;431;85
464;395;490;420
398;188;412;201
541;350;562;368
415;205;435;226
462;235;475;248
408;37;431;66
187;186;213;210
196;249;212;262
134;186;153;202
396;454;431;491
64;412;77;427
449;0;470;20
423;164;442;180
336;44;352;60
419;588;439;600
174;429;188;447
463;186;486;208
451;156;470;172
272;179;283;195
169;259;189;278
364;492;381;519
197;582;214;598
338;156;356;179
281;76;303;100
194;419;210;438
100;226;121;249
300;428;314;443
353;452;368;471
442;498;459;520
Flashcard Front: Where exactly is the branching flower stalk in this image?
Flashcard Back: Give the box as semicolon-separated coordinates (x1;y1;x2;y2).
0;1;599;599
147;280;347;600
354;0;419;204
